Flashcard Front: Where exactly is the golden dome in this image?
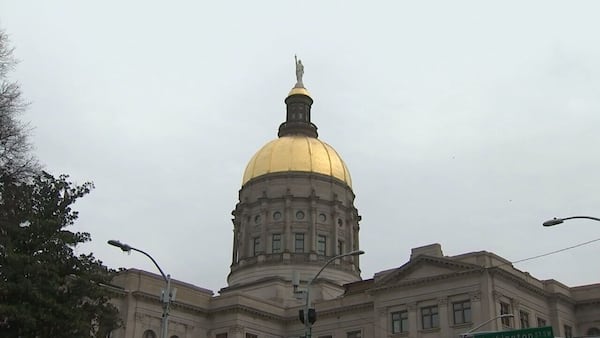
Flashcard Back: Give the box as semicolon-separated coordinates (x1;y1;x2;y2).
242;136;352;187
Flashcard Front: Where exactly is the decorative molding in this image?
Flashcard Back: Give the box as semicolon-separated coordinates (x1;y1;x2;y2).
309;301;374;321
438;297;448;305
470;292;481;302
230;325;244;334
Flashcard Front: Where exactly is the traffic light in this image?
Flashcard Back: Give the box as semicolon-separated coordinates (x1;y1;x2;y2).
308;308;316;324
299;309;317;324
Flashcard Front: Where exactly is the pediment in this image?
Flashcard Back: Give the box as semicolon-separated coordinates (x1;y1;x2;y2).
373;255;483;289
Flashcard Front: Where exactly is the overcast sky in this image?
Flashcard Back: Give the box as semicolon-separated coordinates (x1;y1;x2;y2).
2;1;600;293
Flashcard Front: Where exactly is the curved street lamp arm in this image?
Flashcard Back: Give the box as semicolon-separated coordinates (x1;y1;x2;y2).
543;216;600;227
465;313;514;334
307;250;365;288
107;240;168;282
130;247;168;283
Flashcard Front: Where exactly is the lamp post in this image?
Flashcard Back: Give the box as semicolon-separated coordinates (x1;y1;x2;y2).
108;240;173;338
460;313;515;338
303;250;365;338
543;216;600;227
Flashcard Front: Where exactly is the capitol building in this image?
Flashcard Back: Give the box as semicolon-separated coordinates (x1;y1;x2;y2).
107;64;600;338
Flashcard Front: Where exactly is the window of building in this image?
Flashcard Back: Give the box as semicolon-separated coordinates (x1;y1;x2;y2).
421;305;439;329
317;235;327;255
587;328;600;336
453;300;471;324
347;330;362;338
318;336;333;338
520;311;530;328
500;302;512;327
295;233;304;253
392;310;408;333
253;237;260;256
537;318;547;327
245;334;258;338
564;325;573;338
216;334;228;338
170;336;179;338
143;330;157;338
338;240;343;255
272;233;281;253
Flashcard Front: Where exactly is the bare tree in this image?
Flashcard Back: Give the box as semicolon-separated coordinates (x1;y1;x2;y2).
0;29;38;180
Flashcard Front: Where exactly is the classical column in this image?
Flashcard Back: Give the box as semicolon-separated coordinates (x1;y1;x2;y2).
408;302;418;337
284;193;293;252
470;292;482;327
439;297;450;333
310;199;317;254
512;299;521;328
260;206;267;256
375;307;388;338
229;325;244;338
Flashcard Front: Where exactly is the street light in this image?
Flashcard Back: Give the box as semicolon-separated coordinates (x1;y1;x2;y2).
302;249;365;338
108;240;173;338
543;216;600;227
460;313;515;338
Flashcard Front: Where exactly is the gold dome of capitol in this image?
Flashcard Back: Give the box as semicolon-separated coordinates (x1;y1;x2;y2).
242;136;352;187
241;56;352;188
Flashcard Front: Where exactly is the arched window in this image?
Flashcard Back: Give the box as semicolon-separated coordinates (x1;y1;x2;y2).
143;330;157;338
587;327;600;336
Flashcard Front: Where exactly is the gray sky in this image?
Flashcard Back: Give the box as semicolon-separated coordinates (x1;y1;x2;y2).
2;1;599;293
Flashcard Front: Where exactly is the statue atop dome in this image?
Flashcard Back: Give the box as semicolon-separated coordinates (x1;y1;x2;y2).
294;54;304;87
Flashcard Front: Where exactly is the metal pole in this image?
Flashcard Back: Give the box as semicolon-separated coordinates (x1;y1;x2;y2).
161;274;171;338
107;240;172;338
460;313;515;337
303;250;364;338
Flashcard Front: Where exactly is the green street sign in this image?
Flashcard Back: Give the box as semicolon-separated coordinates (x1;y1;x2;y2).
473;326;554;338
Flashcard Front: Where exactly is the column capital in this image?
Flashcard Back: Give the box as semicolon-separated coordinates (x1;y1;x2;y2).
470;292;482;302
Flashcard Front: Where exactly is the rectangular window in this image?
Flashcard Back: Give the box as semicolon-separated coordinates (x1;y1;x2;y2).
272;233;281;253
564;325;573;338
453;301;472;324
421;305;439;329
318;336;333;338
295;233;304;253
253;237;260;256
392;310;409;333
245;334;257;338
347;330;362;338
537;318;547;327
500;302;512;327
338;240;343;255
317;235;327;255
216;334;227;338
520;311;530;328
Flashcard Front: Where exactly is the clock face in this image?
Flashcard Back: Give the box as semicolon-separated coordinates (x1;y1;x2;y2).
273;211;282;220
319;213;327;222
296;210;305;220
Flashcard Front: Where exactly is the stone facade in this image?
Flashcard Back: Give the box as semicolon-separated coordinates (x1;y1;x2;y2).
107;73;600;338
108;244;600;338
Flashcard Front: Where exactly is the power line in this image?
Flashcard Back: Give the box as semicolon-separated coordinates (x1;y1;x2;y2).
509;237;600;265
